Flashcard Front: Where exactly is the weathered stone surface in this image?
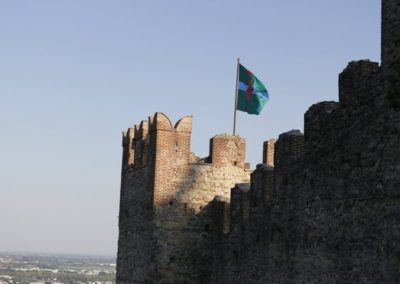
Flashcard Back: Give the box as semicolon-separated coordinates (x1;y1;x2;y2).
382;0;400;107
117;1;400;282
209;1;400;282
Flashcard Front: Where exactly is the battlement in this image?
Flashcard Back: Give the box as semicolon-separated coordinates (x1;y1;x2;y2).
263;139;276;166
274;130;304;170
122;113;249;173
339;60;380;107
118;2;400;282
121;127;135;169
304;101;340;150
121;113;193;170
209;134;246;168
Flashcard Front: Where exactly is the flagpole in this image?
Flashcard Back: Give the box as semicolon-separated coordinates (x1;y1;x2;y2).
233;58;240;135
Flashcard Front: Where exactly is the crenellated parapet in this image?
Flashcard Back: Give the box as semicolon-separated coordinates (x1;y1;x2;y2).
133;119;150;167
121;112;193;171
304;101;340;151
274;130;304;172
263;139;276;166
339;60;380;108
118;1;400;282
209;134;246;168
121;127;135;170
122;113;250;178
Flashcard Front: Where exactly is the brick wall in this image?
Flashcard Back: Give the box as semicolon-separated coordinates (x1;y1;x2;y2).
262;139;276;166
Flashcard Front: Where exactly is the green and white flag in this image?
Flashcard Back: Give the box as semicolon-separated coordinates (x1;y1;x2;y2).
237;63;269;115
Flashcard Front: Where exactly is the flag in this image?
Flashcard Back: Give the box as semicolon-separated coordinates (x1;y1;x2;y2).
237;63;269;115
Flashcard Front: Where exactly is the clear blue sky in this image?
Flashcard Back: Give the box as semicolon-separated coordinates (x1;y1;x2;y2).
0;1;380;256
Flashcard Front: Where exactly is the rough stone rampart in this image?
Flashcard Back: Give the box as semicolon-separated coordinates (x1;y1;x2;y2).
117;1;400;282
210;28;400;284
382;0;400;107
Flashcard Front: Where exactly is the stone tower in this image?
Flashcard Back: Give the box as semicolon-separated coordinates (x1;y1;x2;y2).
117;113;250;283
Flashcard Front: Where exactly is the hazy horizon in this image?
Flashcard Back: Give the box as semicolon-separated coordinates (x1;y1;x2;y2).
0;249;115;258
0;0;380;255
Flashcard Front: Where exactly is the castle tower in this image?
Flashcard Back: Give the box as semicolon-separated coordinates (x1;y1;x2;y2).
117;113;250;283
117;113;193;283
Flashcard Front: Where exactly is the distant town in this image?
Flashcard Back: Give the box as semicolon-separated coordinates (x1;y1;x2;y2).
0;252;115;284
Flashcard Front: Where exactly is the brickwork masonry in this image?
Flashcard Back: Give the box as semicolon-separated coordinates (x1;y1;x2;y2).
117;114;250;283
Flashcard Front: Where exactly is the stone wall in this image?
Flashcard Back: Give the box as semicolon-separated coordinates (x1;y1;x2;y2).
117;1;400;282
209;22;400;284
209;2;400;282
382;0;400;107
